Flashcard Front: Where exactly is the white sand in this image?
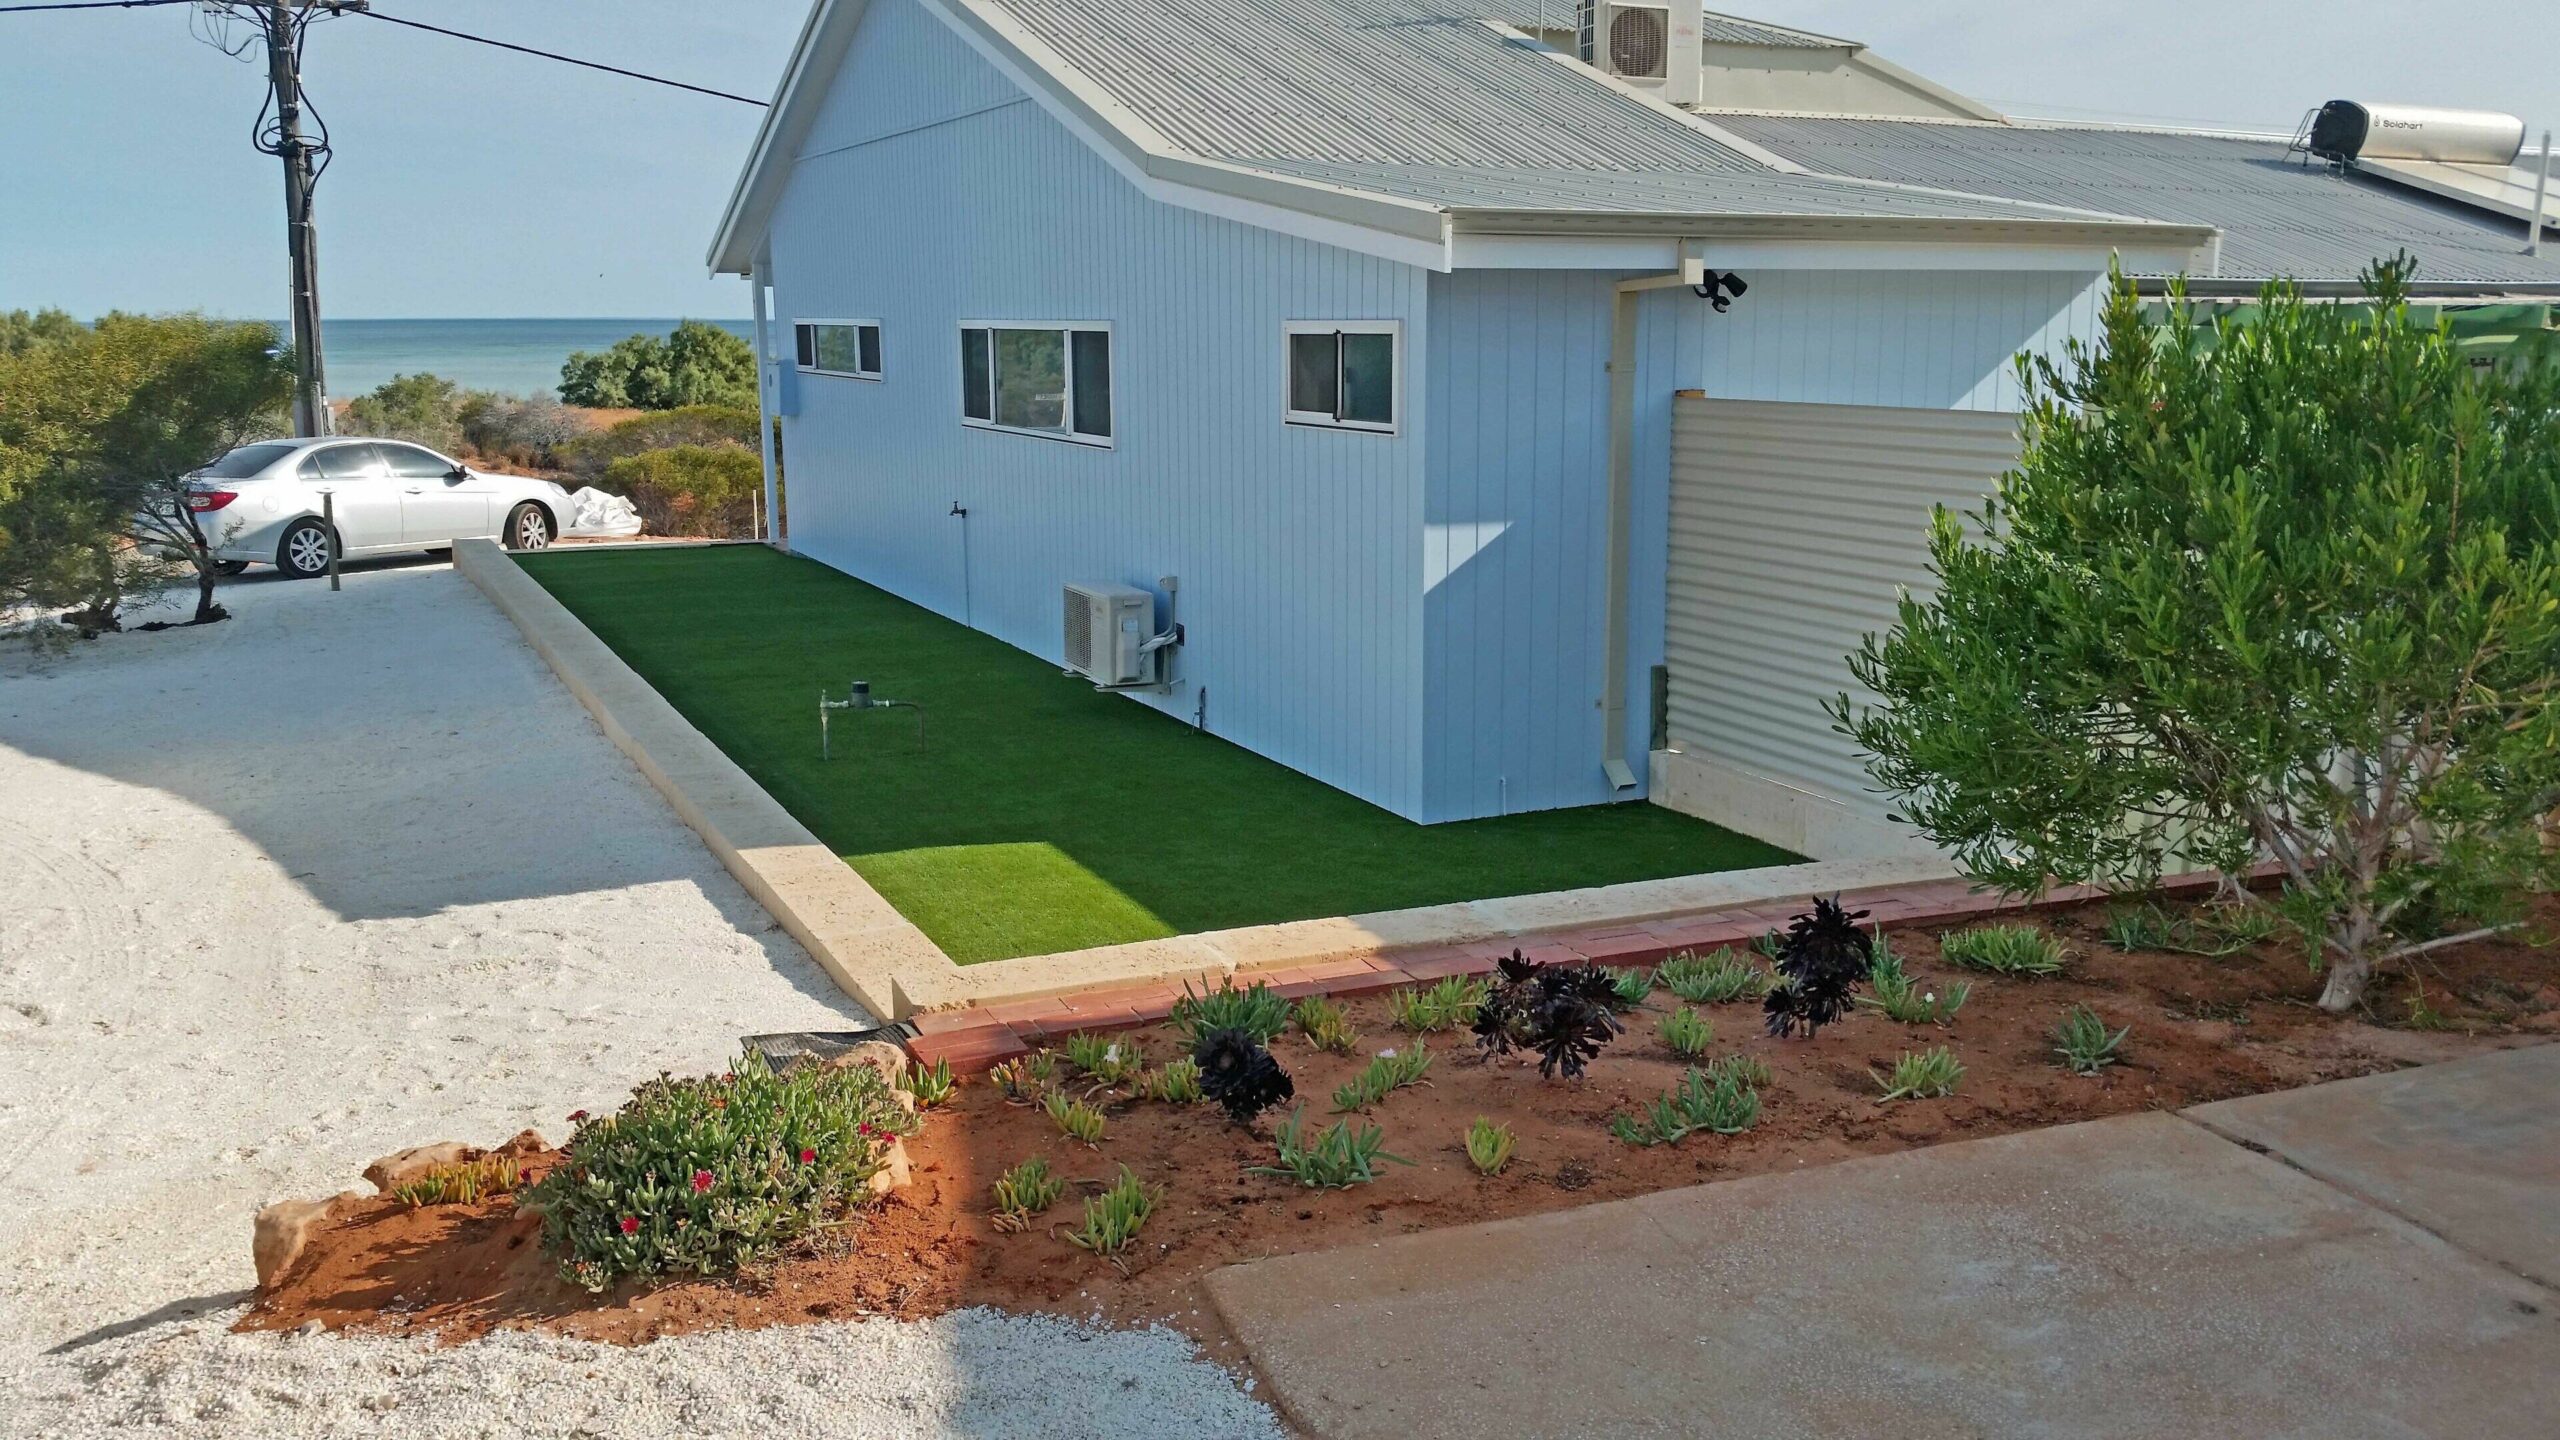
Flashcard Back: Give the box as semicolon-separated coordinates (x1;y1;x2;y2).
0;561;1278;1437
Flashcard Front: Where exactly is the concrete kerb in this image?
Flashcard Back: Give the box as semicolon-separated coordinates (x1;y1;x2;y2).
457;539;1967;1021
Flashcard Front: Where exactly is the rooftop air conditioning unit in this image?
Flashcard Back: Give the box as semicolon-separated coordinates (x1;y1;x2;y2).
1063;581;1154;686
1578;1;1700;106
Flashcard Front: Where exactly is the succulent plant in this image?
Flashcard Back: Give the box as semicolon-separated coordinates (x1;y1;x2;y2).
1473;952;1624;1079
1192;1025;1294;1125
1762;896;1873;1039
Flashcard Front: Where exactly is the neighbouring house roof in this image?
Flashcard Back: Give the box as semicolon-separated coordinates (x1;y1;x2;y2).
1713;114;2560;292
708;0;2210;274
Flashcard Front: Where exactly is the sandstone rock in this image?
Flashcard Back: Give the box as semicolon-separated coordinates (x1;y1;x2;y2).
252;1191;362;1291
867;1137;915;1197
825;1040;910;1086
491;1128;549;1161
363;1141;480;1194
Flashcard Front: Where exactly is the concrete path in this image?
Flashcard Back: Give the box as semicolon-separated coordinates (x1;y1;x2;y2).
2188;1044;2558;1291
1209;1049;2560;1440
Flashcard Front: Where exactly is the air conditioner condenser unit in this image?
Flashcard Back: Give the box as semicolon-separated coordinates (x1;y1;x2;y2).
1062;581;1156;686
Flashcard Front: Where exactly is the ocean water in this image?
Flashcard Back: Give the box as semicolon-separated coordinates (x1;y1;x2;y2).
315;318;755;399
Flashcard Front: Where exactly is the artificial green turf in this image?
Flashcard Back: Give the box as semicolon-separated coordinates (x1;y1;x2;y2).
521;546;1802;963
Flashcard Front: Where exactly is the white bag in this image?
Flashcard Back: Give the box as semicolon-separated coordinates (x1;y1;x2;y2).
565;487;643;538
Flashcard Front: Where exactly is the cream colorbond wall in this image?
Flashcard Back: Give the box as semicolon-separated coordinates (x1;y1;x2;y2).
1659;396;2020;852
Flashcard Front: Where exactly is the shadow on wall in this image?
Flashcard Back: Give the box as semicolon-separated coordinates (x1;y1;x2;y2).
0;558;829;1011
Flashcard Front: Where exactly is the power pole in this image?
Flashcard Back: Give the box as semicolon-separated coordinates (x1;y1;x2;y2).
262;0;332;436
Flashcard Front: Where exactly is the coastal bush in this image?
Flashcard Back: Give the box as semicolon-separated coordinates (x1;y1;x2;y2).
345;372;464;452
456;389;587;467
1839;257;2560;1012
559;320;754;410
524;1050;917;1293
601;443;763;538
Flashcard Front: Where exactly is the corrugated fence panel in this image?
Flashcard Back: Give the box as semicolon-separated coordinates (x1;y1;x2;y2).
1664;397;2020;812
766;0;1429;817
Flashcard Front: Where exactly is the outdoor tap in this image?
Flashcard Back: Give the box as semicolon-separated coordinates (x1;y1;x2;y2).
819;679;926;760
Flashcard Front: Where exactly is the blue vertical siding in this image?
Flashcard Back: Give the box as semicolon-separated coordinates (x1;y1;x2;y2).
1425;266;2106;822
764;0;1430;817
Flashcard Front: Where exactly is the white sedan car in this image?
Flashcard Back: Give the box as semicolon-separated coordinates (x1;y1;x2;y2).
186;437;575;578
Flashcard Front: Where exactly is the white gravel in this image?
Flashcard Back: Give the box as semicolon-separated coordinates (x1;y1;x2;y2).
0;560;1279;1437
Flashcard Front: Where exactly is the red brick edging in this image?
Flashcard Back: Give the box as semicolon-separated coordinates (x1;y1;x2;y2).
903;870;2252;1073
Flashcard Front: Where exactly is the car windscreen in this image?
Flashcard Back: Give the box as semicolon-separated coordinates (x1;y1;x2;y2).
197;441;302;479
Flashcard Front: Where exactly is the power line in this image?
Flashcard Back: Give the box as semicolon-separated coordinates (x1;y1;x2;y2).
0;0;194;11
348;8;767;106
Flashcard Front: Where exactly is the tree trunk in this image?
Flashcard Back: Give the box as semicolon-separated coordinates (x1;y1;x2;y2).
193;564;221;624
2317;950;2376;1013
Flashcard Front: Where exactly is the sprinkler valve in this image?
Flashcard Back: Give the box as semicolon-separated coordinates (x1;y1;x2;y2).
819;679;925;760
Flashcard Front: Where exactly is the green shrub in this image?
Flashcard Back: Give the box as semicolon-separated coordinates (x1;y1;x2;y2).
1874;1046;1965;1102
1610;1065;1761;1147
2054;1006;2131;1075
1384;976;1486;1033
1250;1111;1411;1188
559;320;755;410
524;1051;917;1292
344;372;462;452
1464;1117;1515;1176
1658;947;1771;1004
1171;979;1290;1044
1293;994;1359;1054
601;443;763;539
1065;1165;1160;1257
1939;925;2067;976
1658;1005;1715;1060
1330;1044;1431;1112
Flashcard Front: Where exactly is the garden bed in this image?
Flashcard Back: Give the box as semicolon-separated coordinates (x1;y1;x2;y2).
240;894;2556;1363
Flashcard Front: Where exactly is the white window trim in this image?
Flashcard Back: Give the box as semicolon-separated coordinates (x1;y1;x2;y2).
959;319;1115;449
796;318;883;381
1283;320;1402;435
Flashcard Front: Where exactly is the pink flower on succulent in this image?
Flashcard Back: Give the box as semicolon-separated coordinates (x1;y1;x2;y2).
568;1110;588;1123
856;1122;879;1140
618;1216;640;1235
691;1169;715;1193
798;1148;817;1165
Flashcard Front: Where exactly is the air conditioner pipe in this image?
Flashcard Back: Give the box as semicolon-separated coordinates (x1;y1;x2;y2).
1093;575;1184;692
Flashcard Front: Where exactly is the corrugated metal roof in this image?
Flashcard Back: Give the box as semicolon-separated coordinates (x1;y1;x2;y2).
1715;114;2560;286
1244;158;2115;220
1465;2;1852;47
980;0;2152;227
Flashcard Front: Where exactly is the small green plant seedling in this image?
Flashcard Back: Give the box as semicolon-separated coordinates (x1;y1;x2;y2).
1063;1032;1148;1085
2054;1005;2131;1075
1610;1065;1762;1147
1863;953;1970;1026
2402;987;2452;1032
2105;901;2275;958
900;1057;957;1108
390;1156;523;1208
1172;979;1291;1043
1658;1005;1716;1060
1752;929;1785;960
1464;1117;1516;1176
1146;1057;1205;1104
1250;1111;1413;1188
1874;1046;1966;1102
1065;1165;1161;1258
1331;1044;1432;1112
1292;994;1360;1054
1385;976;1487;1033
989;1156;1065;1231
1657;947;1771;1004
1043;1093;1108;1145
1939;925;2067;977
1605;966;1654;1009
1704;1052;1771;1090
988;1051;1058;1105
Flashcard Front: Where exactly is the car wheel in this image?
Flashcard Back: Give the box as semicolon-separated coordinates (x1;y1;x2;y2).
276;519;335;579
504;502;554;552
212;559;250;577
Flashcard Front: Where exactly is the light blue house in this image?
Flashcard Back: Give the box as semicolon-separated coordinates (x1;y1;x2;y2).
711;0;2560;848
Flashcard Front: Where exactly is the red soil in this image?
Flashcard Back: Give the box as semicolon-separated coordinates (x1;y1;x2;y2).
241;897;2557;1369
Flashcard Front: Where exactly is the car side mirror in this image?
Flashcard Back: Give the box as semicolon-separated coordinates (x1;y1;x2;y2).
448;465;469;482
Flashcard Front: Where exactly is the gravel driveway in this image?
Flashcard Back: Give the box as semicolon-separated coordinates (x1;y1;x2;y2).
0;560;1279;1438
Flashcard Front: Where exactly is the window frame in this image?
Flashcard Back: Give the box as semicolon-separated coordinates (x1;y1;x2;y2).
795;318;884;381
1283;320;1402;435
958;319;1115;448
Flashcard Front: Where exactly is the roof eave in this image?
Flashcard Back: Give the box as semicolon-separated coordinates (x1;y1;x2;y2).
708;0;852;276
1446;211;2221;248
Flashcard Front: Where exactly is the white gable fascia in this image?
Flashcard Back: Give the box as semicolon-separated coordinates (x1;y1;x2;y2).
709;0;857;275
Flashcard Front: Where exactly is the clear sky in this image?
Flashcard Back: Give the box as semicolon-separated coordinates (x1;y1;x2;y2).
1;0;2552;320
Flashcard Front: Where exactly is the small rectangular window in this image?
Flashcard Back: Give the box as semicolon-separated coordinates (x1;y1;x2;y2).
795;320;881;379
1284;322;1398;433
960;323;1112;445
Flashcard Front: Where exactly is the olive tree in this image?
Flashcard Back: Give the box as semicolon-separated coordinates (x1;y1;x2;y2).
1837;259;2560;1012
